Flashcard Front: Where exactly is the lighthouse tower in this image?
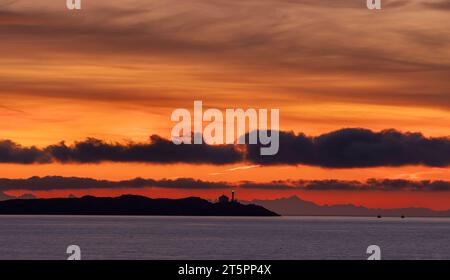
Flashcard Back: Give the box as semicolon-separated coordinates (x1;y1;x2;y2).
231;190;235;202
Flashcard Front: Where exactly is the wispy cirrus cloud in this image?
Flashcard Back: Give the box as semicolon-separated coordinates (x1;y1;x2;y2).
0;0;449;109
422;0;450;10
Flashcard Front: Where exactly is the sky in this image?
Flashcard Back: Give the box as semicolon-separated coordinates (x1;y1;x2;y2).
0;0;449;209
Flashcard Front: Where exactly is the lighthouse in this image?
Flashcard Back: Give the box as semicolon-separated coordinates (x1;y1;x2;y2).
231;190;235;202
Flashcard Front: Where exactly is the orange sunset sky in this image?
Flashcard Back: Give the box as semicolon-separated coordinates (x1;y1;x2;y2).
0;0;449;209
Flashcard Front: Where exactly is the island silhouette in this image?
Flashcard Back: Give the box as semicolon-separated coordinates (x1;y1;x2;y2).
0;194;279;216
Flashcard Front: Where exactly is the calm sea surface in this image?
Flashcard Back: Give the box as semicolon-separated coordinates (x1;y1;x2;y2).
0;215;448;260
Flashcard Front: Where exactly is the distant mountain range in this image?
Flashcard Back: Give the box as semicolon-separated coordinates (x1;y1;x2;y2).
0;191;36;201
250;196;450;217
0;195;279;216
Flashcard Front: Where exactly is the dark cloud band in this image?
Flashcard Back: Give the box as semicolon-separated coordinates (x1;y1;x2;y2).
246;128;450;168
0;128;449;168
240;179;450;192
0;176;449;192
46;135;242;164
0;176;230;191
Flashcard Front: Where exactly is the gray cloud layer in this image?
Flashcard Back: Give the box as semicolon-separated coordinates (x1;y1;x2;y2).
240;179;450;191
246;128;450;168
0;176;230;191
1;128;449;167
46;135;242;164
0;176;449;192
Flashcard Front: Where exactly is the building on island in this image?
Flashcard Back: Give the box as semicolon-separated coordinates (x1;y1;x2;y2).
218;190;237;204
218;195;230;204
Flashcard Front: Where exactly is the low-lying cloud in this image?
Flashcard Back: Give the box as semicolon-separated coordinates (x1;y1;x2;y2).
0;176;449;192
240;179;450;192
0;176;230;191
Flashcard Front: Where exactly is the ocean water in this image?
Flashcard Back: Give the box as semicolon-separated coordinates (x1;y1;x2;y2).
0;215;449;260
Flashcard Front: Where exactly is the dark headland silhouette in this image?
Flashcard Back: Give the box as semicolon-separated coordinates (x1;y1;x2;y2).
0;195;279;216
251;196;450;217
